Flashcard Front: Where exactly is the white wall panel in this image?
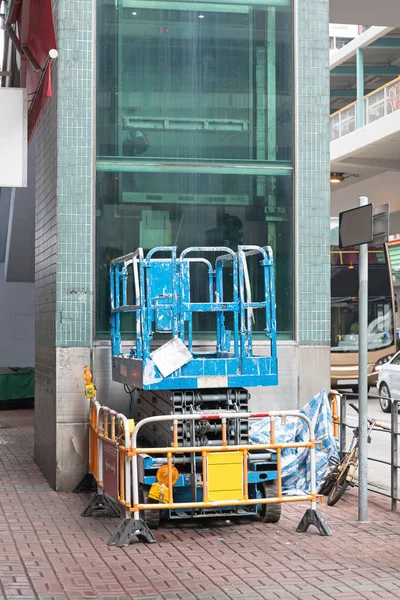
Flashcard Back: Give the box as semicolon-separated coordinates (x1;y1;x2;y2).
0;89;27;188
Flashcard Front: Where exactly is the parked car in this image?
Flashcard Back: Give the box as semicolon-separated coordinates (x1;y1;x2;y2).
377;350;400;413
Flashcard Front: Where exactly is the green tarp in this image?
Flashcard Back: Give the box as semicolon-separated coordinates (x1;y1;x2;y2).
0;368;34;401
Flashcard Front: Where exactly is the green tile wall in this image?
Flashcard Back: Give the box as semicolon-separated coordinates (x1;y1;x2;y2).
56;0;94;347
297;0;331;346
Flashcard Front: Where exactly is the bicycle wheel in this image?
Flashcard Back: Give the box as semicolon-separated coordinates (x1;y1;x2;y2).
327;466;351;506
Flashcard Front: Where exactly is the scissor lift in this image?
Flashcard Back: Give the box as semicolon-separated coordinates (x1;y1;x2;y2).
110;245;280;526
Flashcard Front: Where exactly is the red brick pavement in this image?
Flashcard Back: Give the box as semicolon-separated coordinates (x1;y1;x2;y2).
0;407;400;600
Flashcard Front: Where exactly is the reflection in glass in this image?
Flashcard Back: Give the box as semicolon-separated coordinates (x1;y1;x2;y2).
96;171;293;337
331;247;394;353
97;1;293;163
96;0;294;339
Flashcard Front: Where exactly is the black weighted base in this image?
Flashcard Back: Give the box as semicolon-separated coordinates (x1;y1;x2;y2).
296;509;332;536
108;518;157;546
81;493;121;518
73;473;97;493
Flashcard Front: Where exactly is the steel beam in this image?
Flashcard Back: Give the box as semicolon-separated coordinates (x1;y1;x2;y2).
5;0;22;25
370;38;400;49
330;89;375;97
96;159;293;176
356;48;364;128
332;66;400;76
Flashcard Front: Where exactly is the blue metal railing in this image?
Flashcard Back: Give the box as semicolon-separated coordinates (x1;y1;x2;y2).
110;245;278;390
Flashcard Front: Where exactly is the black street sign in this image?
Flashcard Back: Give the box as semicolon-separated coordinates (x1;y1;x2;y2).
339;204;373;249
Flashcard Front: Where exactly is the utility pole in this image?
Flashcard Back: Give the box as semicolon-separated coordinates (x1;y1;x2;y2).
358;196;369;522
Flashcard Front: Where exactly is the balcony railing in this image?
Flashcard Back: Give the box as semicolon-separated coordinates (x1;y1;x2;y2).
330;76;400;142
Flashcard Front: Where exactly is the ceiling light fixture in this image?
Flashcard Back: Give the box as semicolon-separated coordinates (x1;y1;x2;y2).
330;172;345;184
132;11;137;15
198;14;205;18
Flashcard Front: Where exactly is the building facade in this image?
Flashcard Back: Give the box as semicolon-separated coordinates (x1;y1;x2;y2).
31;0;330;490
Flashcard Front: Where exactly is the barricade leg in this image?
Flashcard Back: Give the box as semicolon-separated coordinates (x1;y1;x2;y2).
296;508;332;536
81;491;121;518
73;473;97;493
108;517;157;546
295;435;332;536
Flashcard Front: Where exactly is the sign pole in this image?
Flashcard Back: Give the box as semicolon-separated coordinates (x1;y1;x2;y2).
358;195;369;522
339;198;389;522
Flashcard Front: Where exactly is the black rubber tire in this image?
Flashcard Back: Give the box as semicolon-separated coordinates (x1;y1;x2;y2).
139;485;161;529
327;466;350;506
379;383;392;414
258;480;281;523
319;475;335;496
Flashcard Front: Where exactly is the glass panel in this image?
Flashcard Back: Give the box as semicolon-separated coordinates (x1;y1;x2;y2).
96;0;294;339
96;171;293;337
331;244;394;353
331;299;394;353
97;0;293;163
330;246;387;266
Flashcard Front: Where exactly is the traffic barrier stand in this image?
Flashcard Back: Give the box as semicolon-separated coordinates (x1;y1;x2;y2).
106;410;331;546
297;391;339;534
81;402;137;519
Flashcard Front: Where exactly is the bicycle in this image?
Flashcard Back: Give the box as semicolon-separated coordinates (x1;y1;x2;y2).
320;402;389;506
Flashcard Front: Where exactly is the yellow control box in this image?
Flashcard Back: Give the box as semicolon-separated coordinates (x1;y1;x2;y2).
207;452;243;501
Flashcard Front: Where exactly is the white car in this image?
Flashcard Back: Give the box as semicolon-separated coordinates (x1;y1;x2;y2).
377;351;400;413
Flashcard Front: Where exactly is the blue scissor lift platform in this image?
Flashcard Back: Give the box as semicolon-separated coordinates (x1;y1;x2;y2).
110;245;280;525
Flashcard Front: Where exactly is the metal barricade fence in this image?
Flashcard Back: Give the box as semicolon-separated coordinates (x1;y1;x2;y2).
81;397;332;546
97;405;132;508
81;399;133;519
336;392;399;511
88;398;101;481
131;411;317;515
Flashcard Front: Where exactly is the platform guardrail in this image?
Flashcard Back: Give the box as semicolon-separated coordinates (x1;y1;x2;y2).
330;75;400;141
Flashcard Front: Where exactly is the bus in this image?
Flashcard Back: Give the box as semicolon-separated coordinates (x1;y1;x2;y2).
330;218;396;392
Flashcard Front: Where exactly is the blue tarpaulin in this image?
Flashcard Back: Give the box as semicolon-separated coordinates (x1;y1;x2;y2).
249;390;339;495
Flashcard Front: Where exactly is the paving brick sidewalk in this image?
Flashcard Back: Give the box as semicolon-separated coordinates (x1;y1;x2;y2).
1;407;400;600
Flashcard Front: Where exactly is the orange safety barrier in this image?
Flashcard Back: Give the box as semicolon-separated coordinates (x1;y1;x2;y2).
88;398;100;481
82;369;332;545
128;412;319;515
81;368;133;518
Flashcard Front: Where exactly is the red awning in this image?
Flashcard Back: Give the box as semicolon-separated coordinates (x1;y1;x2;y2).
7;0;57;139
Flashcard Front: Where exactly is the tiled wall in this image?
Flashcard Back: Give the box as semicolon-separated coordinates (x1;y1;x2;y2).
34;63;58;488
34;0;94;489
56;0;93;347
297;0;331;346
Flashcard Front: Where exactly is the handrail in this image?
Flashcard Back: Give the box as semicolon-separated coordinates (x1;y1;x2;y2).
330;75;400;141
330;100;357;119
335;391;399;511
